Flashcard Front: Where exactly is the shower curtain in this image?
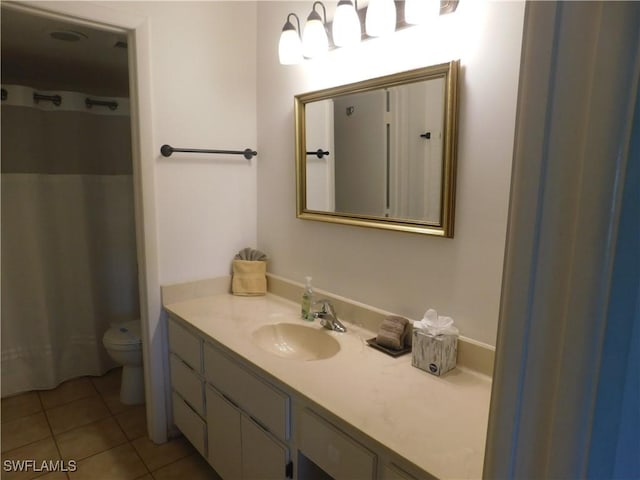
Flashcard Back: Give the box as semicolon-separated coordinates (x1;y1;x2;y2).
1;85;140;396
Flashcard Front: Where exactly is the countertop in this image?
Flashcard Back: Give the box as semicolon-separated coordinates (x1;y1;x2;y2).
164;292;492;479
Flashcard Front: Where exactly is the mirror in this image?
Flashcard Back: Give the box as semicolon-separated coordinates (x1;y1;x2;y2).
295;61;459;237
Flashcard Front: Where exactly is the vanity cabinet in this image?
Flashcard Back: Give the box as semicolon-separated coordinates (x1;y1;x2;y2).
167;315;432;480
168;316;291;479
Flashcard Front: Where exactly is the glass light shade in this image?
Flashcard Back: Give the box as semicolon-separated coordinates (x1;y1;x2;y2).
278;28;303;65
365;0;396;37
332;1;361;47
405;0;441;25
302;18;329;58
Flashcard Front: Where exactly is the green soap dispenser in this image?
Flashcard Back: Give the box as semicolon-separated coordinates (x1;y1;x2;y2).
301;276;313;321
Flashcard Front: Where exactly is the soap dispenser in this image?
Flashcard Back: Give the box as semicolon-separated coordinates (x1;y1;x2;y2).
301;276;313;320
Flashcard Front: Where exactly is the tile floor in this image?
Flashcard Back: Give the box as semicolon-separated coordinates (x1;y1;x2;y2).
1;368;221;480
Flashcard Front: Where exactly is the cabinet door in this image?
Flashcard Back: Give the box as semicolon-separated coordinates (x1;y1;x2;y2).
241;415;290;480
172;392;206;457
206;386;242;480
299;409;376;480
382;464;420;480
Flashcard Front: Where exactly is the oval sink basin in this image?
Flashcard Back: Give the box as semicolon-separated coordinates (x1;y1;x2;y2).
252;323;340;361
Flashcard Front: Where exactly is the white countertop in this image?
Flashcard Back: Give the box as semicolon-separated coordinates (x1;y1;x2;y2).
165;292;491;479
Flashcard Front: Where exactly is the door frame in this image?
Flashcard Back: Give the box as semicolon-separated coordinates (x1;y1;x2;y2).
2;0;166;442
484;2;640;477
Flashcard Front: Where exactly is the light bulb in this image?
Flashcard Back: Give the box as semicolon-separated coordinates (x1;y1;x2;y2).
302;19;329;58
302;5;329;58
332;0;361;47
365;0;396;37
278;14;302;65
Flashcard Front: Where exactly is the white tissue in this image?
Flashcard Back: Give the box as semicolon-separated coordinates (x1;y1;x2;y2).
414;308;459;336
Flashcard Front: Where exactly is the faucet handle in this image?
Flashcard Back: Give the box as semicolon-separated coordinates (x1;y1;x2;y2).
312;299;334;314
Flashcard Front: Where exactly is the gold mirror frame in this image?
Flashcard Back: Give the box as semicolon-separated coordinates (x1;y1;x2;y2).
295;60;459;237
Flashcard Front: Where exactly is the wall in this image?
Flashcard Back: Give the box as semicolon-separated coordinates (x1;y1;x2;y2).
111;1;258;285
256;0;525;345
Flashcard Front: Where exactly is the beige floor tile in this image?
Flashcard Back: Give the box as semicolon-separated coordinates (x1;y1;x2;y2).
32;471;70;480
68;444;147;480
45;396;110;435
1;392;42;423
1;412;51;453
114;407;147;441
89;369;121;396
132;476;152;480
100;390;136;416
150;454;220;480
55;417;127;461
39;378;98;411
131;436;194;472
1;437;60;480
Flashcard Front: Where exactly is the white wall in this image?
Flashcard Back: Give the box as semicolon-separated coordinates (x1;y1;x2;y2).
256;0;525;346
112;1;258;285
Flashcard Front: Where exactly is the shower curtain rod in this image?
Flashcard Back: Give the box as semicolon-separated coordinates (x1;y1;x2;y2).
160;144;257;160
34;93;62;106
86;98;118;111
31;93;119;110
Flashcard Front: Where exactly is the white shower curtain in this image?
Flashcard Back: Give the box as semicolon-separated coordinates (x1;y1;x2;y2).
1;85;140;396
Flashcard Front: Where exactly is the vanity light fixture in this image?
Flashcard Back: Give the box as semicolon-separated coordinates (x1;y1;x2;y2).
405;0;441;25
332;0;361;48
278;13;303;65
365;0;397;37
302;1;329;59
278;1;461;65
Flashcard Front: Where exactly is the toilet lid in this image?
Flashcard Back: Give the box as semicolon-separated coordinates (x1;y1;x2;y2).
104;320;142;346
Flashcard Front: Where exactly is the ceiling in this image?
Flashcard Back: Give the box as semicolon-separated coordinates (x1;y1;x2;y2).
1;7;130;97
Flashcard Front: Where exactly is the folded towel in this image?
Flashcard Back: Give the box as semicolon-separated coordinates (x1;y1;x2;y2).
234;247;268;261
232;259;267;296
376;315;410;351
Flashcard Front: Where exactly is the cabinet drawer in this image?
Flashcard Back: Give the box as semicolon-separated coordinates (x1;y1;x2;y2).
204;342;290;440
170;354;204;416
299;409;376;480
172;392;206;457
168;318;202;372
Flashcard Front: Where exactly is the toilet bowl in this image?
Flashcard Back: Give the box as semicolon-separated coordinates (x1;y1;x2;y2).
102;320;144;405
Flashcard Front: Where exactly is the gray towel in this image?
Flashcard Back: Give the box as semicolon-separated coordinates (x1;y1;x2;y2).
234;247;267;261
376;316;410;350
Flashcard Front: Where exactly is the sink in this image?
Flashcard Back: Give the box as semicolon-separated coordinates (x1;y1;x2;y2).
251;323;340;361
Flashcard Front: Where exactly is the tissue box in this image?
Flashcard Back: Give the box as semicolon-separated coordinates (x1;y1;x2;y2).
411;329;457;376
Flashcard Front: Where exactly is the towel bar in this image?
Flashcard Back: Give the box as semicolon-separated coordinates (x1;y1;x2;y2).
306;149;330;159
160;144;257;160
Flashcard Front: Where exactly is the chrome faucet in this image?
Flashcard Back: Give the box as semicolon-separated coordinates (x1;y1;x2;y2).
312;299;346;332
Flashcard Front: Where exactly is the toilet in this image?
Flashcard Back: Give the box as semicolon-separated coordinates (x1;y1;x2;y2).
102;320;144;405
